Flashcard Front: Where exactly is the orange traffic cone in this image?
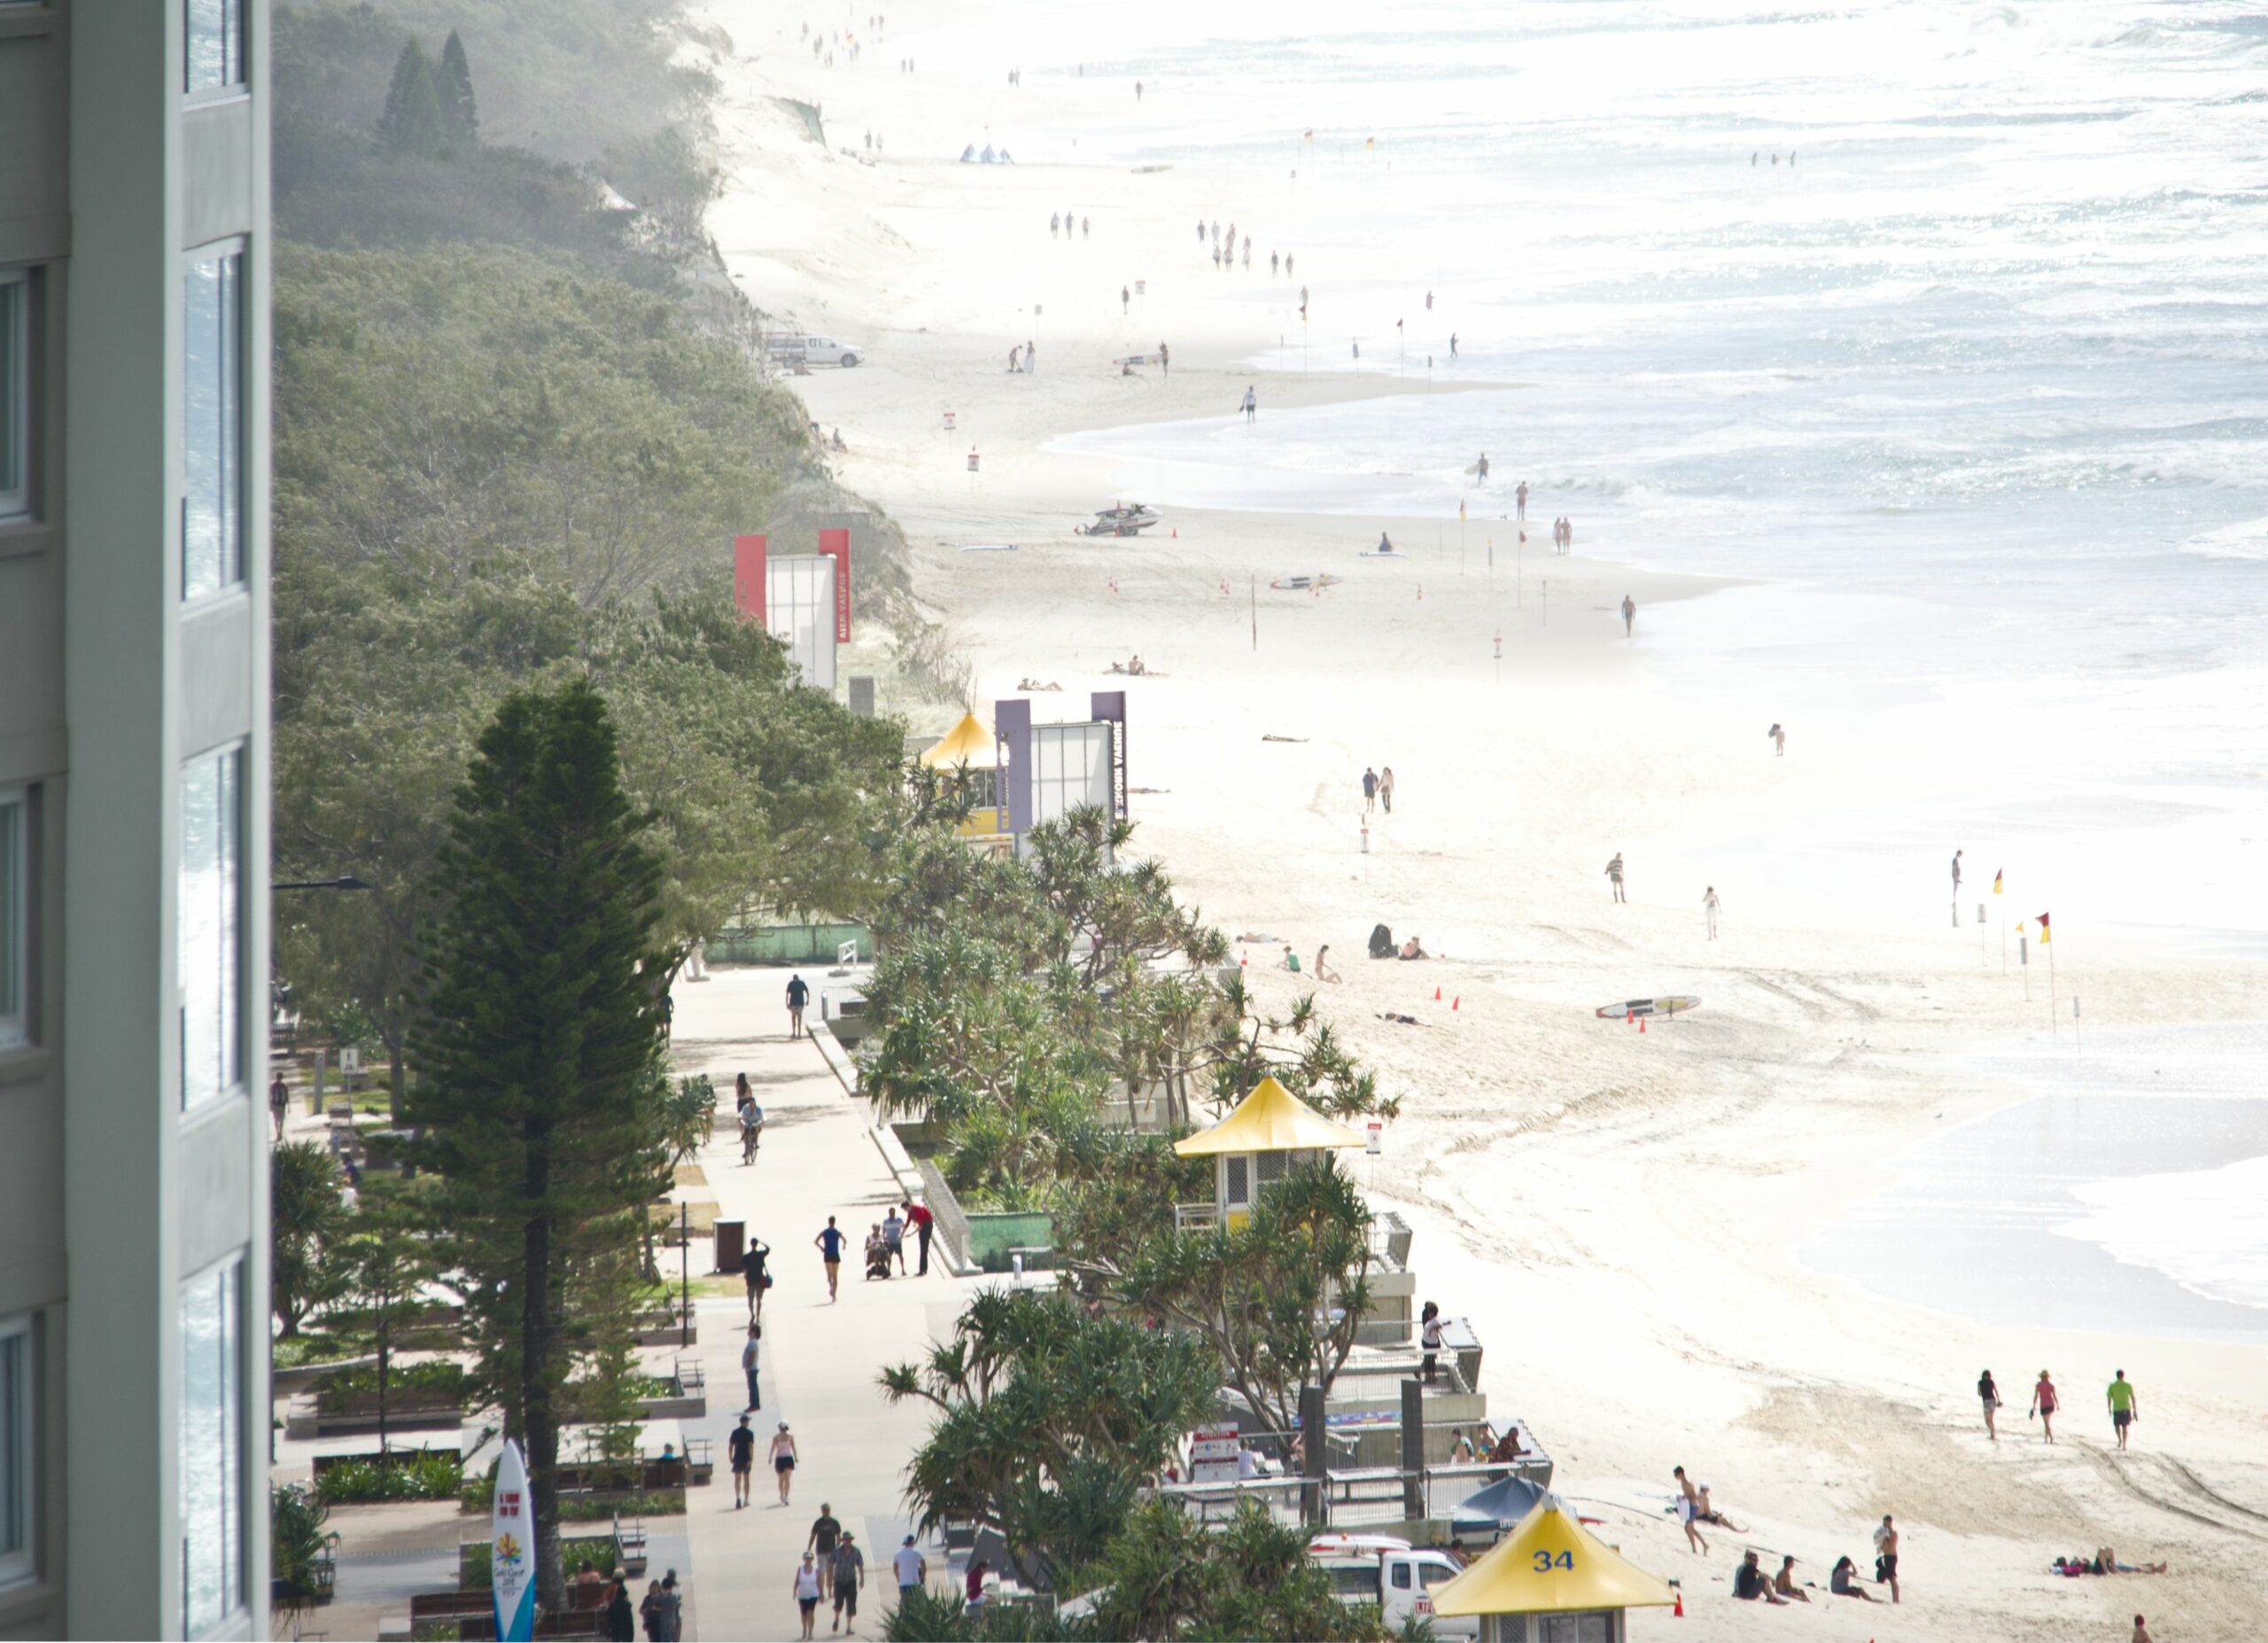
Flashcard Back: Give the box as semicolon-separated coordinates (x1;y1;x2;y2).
1451;996;1460;1010
1639;1016;1647;1032
1673;1591;1683;1617
1433;986;1441;1001
1626;1009;1634;1024
1172;527;1178;538
1241;950;1248;968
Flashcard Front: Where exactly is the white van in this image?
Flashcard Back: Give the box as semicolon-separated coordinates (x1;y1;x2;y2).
767;333;863;368
1309;1533;1475;1638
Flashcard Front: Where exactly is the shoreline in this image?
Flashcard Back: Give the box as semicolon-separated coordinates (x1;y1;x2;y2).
696;4;2268;1635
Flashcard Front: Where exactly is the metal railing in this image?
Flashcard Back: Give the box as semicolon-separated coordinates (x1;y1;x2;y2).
1152;1460;1527;1530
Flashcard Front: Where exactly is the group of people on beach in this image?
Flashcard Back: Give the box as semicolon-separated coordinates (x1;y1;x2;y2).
1005;339;1037;373
1195;218;1293;277
1048;211;1091;239
1978;1367;2141;1450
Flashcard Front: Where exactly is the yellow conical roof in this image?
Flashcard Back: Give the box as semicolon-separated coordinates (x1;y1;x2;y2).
920;712;998;768
1172;1076;1370;1157
1432;1504;1675;1617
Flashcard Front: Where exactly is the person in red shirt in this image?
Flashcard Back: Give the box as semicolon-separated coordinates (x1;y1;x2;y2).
904;1198;935;1275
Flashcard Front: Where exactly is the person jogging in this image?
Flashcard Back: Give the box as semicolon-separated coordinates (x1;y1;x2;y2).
815;1216;846;1301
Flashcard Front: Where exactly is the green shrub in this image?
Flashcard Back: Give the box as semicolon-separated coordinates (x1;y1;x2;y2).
462;1534;617;1591
315;1359;466;1411
315;1448;464;1504
271;1483;335;1596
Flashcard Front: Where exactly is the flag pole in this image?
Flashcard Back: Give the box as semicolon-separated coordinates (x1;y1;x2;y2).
2047;936;2057;1037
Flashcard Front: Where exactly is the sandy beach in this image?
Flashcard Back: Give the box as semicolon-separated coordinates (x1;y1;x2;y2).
696;4;2268;1634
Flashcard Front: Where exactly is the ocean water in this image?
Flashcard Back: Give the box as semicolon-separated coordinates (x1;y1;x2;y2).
1798;1025;2268;1341
1019;0;2268;942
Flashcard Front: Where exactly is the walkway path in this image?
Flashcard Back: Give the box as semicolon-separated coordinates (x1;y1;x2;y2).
666;967;963;1640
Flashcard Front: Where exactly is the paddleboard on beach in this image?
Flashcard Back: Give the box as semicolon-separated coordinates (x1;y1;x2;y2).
1270;574;1340;591
1595;996;1701;1020
1358;549;1410;560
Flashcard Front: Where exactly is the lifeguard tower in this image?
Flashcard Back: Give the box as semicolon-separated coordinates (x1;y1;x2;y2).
1172;1075;1367;1232
1429;1499;1674;1642
919;712;1010;846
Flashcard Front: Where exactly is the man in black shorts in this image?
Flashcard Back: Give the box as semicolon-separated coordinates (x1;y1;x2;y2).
786;972;811;1039
829;1532;864;1632
726;1414;756;1508
742;1237;771;1321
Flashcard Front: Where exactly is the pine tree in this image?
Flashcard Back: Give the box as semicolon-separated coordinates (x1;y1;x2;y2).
437;30;479;154
376;39;447;159
408;680;669;1609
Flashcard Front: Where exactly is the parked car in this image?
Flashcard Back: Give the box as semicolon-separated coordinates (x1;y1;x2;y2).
766;333;864;367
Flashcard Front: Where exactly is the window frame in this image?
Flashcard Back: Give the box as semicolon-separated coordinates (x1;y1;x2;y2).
180;243;245;605
0;787;26;1052
182;0;247;101
177;1256;245;1636
178;746;245;1110
0;1312;31;1590
0;269;27;523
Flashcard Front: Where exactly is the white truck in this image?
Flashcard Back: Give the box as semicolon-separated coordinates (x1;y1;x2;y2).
765;332;863;368
1307;1532;1474;1638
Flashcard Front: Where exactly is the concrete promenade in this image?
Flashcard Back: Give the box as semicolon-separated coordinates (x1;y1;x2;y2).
665;967;964;1641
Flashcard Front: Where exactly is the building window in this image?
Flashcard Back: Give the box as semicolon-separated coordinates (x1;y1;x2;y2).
0;790;24;1052
178;1259;243;1635
181;248;243;601
183;0;245;96
179;749;242;1110
0;1314;30;1590
0;271;26;522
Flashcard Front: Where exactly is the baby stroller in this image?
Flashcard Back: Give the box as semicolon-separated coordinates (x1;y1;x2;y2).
863;1237;893;1281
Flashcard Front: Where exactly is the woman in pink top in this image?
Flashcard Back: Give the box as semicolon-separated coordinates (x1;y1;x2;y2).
2031;1370;2060;1443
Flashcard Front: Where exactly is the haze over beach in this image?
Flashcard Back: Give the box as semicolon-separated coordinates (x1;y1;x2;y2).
703;0;2268;1636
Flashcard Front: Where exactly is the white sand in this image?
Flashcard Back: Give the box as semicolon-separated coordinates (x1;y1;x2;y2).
695;5;2268;1635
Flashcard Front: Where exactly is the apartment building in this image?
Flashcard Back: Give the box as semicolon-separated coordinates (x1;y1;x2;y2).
0;0;272;1634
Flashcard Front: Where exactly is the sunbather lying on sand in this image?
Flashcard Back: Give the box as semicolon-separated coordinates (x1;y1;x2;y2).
1398;936;1428;960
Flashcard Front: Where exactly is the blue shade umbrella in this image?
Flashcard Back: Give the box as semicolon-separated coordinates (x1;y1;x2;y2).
1449;1474;1550;1536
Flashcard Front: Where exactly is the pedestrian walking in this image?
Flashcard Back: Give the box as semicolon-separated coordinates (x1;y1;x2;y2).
1378;766;1395;814
729;1413;757;1507
1159;339;1169;377
1621;594;1636;635
905;1197;934;1274
268;1071;291;1140
1241;385;1257;422
1770;721;1785;756
605;1576;636;1640
2031;1368;2059;1442
1362;766;1379;814
1516;480;1526;521
658;1572;683;1642
893;1535;928;1600
742;1323;765;1412
2109;1369;2139;1449
1872;1515;1900;1603
742;1236;771;1319
1950;848;1963;896
1121;284;1130;315
1605;853;1626;903
1703;885;1720;939
641;1579;667;1641
1978;1368;2001;1442
769;1420;800;1504
786;971;810;1038
815;1216;845;1300
829;1533;865;1633
794;1555;823;1639
807;1505;843;1597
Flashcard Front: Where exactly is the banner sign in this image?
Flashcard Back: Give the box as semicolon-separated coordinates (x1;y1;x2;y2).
817;527;852;641
490;1440;535;1642
733;534;767;623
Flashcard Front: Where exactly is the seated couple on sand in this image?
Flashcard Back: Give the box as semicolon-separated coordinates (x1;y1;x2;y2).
1106;655;1149;676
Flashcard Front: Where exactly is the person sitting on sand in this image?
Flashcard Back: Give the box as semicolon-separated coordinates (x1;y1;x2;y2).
1829;1556;1878;1600
1733;1550;1788;1605
2094;1548;2169;1576
2134;1615;2154;1643
1129;655;1146;675
830;428;848;452
1376;531;1394;554
1774;1555;1810;1601
1697;1483;1744;1532
1398;935;1428;960
1313;945;1341;983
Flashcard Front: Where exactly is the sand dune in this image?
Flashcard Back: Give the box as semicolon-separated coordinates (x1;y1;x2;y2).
698;3;2268;1633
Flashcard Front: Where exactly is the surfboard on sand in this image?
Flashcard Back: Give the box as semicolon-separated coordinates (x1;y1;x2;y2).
1358;549;1410;559
1270;573;1340;591
1595;996;1701;1020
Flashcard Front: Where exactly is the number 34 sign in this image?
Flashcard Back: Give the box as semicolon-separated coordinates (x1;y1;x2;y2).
1532;1549;1576;1573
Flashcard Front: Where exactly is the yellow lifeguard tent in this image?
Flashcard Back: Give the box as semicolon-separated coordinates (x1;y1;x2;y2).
1172;1076;1367;1229
1431;1500;1675;1643
920;712;1007;841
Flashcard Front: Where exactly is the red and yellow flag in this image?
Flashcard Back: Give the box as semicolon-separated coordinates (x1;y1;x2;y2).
2036;911;2051;944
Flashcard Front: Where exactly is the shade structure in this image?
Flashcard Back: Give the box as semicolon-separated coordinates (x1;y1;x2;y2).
1431;1502;1674;1617
1449;1474;1550;1534
1173;1075;1370;1157
920;711;998;768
